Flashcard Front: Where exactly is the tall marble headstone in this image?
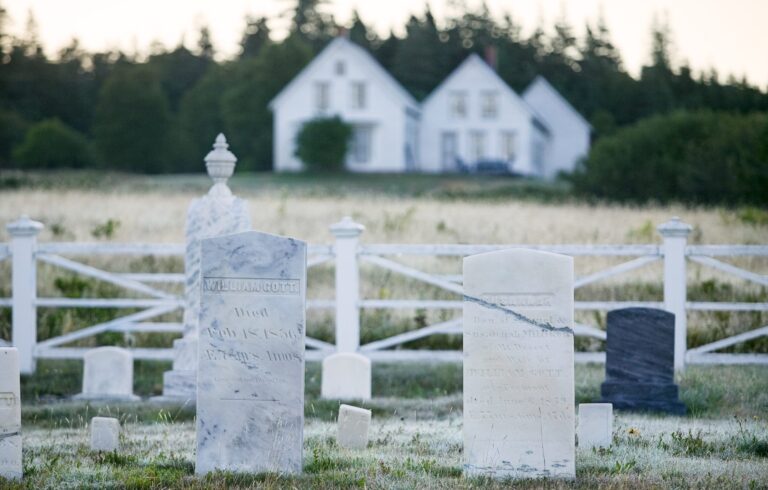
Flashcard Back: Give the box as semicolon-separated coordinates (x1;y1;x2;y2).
160;134;251;402
600;308;686;414
0;348;22;480
463;249;575;479
75;346;139;401
195;231;306;475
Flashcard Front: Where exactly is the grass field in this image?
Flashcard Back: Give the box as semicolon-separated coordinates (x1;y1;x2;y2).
8;362;768;489
2;170;767;245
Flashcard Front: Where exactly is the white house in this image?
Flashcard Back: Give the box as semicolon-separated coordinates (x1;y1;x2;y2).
270;37;590;178
269;37;420;172
523;76;592;179
419;53;551;176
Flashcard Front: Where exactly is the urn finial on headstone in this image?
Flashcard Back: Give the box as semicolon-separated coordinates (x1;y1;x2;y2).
204;133;237;197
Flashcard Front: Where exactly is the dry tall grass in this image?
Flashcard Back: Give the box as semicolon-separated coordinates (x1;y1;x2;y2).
1;188;766;245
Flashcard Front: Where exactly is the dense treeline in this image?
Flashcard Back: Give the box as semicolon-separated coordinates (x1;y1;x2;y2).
1;0;767;182
572;111;768;205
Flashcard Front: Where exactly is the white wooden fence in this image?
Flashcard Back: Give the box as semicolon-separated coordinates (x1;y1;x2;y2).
1;215;766;375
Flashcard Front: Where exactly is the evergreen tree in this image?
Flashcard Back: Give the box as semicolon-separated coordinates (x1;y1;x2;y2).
287;0;336;51
220;34;313;170
240;15;271;59
638;18;676;117
391;7;447;99
178;64;232;170
147;44;211;112
93;66;173;172
197;25;215;59
348;10;376;52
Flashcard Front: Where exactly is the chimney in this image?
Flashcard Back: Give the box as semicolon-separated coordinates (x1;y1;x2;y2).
484;45;498;71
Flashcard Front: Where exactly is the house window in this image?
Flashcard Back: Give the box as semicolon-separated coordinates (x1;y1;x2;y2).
314;82;329;112
351;82;366;109
335;60;345;76
469;131;486;161
500;131;516;161
350;125;373;164
533;140;545;174
440;132;458;170
449;92;467;118
481;91;498;119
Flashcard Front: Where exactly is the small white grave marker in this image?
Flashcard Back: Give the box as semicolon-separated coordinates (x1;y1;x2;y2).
321;352;371;400
91;417;121;452
0;348;22;480
337;404;371;450
76;347;139;401
578;403;613;449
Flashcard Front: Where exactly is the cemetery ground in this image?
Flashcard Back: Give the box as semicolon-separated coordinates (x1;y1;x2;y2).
1;170;767;488
11;361;768;489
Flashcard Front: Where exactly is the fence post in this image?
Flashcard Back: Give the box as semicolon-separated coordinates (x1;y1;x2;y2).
329;216;364;352
7;215;43;375
657;217;692;372
322;216;370;400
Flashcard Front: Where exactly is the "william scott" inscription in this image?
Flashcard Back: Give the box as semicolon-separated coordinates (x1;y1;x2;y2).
203;277;300;295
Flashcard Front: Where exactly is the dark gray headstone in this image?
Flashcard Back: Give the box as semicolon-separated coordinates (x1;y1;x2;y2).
600;308;685;415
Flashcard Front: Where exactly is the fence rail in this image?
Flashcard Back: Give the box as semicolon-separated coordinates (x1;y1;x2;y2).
1;215;766;374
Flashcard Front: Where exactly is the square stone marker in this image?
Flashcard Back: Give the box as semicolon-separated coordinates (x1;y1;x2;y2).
195;231;306;476
337;404;371;450
91;417;121;452
578;403;613;449
600;308;686;415
76;346;139;401
463;248;575;479
0;348;22;480
322;352;371;400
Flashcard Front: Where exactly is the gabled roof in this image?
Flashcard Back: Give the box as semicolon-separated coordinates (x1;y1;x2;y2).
421;53;550;134
269;37;419;111
522;76;592;130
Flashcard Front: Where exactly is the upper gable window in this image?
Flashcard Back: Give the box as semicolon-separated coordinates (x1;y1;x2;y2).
481;91;498;119
335;61;346;76
351;82;366;109
449;92;467;118
315;82;330;112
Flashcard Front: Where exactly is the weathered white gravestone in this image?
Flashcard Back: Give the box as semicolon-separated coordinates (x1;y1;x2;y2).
76;346;139;401
0;348;22;480
336;404;371;450
577;403;613;449
463;249;575;479
195;231;306;475
159;134;251;402
90;417;121;452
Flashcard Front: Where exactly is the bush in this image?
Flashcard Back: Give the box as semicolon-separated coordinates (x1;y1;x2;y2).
0;109;29;167
571;111;768;205
12;118;94;169
294;116;352;172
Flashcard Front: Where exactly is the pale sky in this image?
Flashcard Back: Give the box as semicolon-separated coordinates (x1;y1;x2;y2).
5;0;768;88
